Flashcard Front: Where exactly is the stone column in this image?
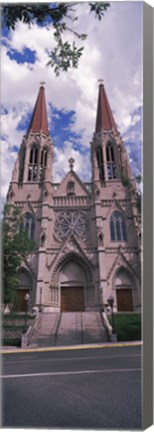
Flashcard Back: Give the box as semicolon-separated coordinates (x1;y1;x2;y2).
45;145;53;182
12;157;19;182
35;249;46;306
97;244;107;307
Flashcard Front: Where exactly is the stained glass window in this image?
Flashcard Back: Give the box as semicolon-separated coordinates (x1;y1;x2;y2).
21;212;35;240
54;210;90;242
110;211;127;242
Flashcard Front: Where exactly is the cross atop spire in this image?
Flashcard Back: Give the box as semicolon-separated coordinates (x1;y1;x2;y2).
40;81;45;87
98;78;104;85
95;81;118;133
68;157;75;171
27;82;49;135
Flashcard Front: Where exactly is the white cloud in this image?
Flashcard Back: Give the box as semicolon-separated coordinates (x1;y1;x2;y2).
1;2;143;204
1;140;17;205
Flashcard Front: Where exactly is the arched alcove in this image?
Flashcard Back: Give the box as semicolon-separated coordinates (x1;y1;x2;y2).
50;251;95;311
114;267;134;311
59;260;85;285
59;260;86;312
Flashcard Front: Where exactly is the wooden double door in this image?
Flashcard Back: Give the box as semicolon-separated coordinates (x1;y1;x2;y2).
116;289;133;311
61;286;84;312
17;289;29;312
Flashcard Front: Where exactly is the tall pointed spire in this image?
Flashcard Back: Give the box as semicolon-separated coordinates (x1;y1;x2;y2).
28;82;49;135
95;80;118;133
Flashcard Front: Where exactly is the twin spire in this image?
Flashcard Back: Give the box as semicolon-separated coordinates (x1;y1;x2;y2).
95;80;118;133
27;80;117;136
28;82;49;135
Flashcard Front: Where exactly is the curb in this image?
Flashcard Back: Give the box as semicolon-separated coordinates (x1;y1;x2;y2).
1;341;143;355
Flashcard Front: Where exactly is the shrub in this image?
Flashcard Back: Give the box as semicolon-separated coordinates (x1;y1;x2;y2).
109;313;141;341
2;338;21;347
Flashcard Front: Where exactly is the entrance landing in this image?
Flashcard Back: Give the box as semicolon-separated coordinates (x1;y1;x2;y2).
30;312;108;348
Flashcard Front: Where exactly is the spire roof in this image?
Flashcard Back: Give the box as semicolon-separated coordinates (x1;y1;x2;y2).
28;82;49;135
95;80;118;133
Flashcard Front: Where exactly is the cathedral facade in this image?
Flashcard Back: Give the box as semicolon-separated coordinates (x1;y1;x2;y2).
6;81;141;313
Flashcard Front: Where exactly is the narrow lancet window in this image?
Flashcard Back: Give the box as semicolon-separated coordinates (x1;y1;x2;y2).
67;181;75;195
96;147;105;181
21;212;35;240
18;149;25;184
39;148;48;181
28;146;38;181
106;143;117;179
110;211;127;242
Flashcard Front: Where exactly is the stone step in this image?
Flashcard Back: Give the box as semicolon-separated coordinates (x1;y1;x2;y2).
56;312;83;346
82;312;108;344
30;312;108;347
30;313;60;346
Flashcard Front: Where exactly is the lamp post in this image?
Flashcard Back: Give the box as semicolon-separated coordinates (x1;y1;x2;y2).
24;293;30;333
107;295;115;334
39;287;42;312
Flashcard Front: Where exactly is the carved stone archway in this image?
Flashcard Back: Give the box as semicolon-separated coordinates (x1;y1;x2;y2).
113;266;134;311
50;252;95;311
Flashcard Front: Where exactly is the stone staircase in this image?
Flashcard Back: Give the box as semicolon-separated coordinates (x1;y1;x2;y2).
30;313;60;348
30;312;109;348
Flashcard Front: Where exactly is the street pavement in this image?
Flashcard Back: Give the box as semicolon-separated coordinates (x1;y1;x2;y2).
1;345;142;429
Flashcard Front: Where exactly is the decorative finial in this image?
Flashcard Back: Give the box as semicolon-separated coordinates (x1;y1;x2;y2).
40;81;45;87
68;157;75;171
98;79;104;85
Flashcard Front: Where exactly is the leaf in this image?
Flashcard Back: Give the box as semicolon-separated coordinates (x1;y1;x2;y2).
2;207;36;308
2;3;110;75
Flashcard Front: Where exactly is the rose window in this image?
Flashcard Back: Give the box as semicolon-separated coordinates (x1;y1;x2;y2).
54;210;90;242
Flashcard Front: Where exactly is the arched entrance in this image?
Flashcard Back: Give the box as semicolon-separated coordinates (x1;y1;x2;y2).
59;260;86;312
115;267;134;312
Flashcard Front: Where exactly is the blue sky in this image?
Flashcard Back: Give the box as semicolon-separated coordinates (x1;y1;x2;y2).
1;2;143;205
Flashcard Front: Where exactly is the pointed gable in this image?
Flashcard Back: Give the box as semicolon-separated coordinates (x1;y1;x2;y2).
54;170;90;197
95;81;118;133
28;82;49;135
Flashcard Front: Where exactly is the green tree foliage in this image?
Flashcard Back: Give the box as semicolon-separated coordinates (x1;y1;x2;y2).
121;174;142;215
3;205;36;310
2;2;110;75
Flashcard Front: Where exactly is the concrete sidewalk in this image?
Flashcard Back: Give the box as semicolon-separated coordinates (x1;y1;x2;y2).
1;340;143;354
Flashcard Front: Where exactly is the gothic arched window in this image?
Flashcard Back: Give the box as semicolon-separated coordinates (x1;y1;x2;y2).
21;212;35;240
110;210;127;242
39;148;48;181
18;149;25;184
106;143;117;179
28;145;38;181
67;181;75;195
96;147;104;181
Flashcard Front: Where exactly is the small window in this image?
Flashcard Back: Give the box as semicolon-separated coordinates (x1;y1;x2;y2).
28;145;38;181
106;143;117;179
67;181;75;196
39;148;48;181
18;149;25;184
110;219;115;241
40;148;48;167
21;212;35;240
96;147;105;181
110;210;127;242
30;146;38;164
